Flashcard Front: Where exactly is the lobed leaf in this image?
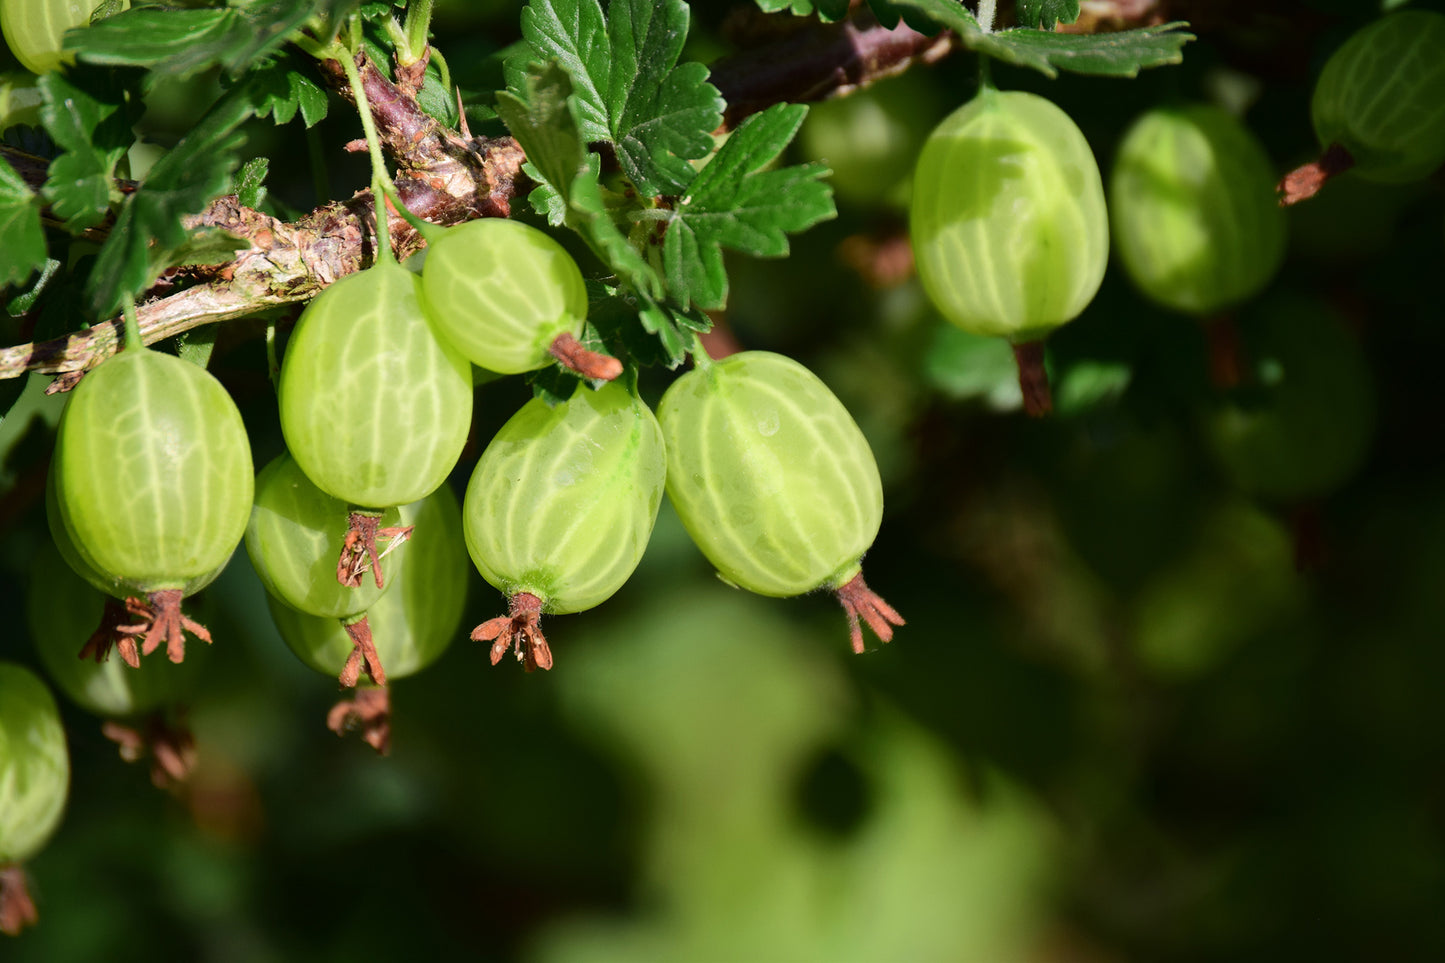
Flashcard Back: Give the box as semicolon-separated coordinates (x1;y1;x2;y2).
0;157;47;289
241;56;330;128
658;103;834;311
496;62;661;298
521;0;723;197
39;70;137;232
891;0;1191;78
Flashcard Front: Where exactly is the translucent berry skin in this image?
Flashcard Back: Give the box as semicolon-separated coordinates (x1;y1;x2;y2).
279;260;472;509
45;465;225;601
1311;10;1445;183
1110;105;1285;316
29;542;199;719
1205;298;1376;501
658;351;883;598
0;663;68;864
266;485;467;680
419;218;588;374
911;88;1108;341
53;348;253;596
0;0;106;74
464;381;666;614
245;453;400;619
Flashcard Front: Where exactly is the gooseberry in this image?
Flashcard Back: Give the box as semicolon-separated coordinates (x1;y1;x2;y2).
0;662;68;936
51;346;253;663
279;259;473;511
1110;104;1285;317
463;379;666;670
419;218;619;380
657;350;903;653
265;485;468;751
1281;10;1445;203
910;87;1108;413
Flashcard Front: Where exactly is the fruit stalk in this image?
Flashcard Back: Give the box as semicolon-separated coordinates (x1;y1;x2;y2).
1012;341;1053;417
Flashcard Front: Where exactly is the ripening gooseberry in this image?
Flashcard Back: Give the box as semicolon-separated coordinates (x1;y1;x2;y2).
910;87;1107;414
279;259;473;511
52;347;253;664
245;452;404;620
28;541;202;785
1110;104;1285;317
1204;296;1376;501
0;662;68;936
657;350;903;653
0;0;113;74
1281;10;1445;203
265;485;468;752
419;218;619;380
463;380;666;670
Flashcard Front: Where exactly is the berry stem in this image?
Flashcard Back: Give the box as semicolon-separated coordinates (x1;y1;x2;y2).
835;571;905;654
1278;142;1355;207
0;864;38;936
1205;313;1243;390
339;615;389;688
471;592;553;671
549;332;623;381
1012;340;1053;417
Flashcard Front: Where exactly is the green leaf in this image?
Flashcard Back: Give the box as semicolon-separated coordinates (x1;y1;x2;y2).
6;259;61;317
175;326;219;370
242;56;329;128
85;89;254;317
0;157;47;288
39;70;137;232
521;0;724;196
496;62;588;215
751;0;851;20
657;102;834;311
235;157;270;209
496;61;661;298
891;0;1192;78
65;0;325;82
1017;0;1080;30
984;23;1195;78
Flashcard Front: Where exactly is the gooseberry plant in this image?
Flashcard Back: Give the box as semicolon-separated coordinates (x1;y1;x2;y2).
36;0;1443;938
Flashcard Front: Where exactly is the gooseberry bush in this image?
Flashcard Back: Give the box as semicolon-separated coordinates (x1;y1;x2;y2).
1;0;1442;957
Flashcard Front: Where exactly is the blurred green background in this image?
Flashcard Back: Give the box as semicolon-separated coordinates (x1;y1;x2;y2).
4;1;1445;960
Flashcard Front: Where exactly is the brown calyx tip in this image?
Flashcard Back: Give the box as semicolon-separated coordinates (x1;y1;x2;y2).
0;864;38;936
78;597;143;667
115;590;211;664
549;332;623;382
1278;142;1355;207
835;571;905;655
338;616;388;688
471;592;553;671
337;512;413;589
326;686;391;754
1011;340;1053;417
101;711;198;789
